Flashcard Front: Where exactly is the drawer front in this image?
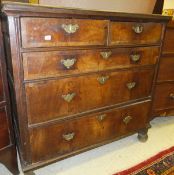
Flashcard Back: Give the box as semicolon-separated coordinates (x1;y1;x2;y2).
163;28;174;53
30;101;150;163
0;68;4;101
157;56;174;81
0;107;10;149
25;69;154;124
23;47;159;80
110;22;163;45
153;83;174;110
21;18;108;48
99;47;159;70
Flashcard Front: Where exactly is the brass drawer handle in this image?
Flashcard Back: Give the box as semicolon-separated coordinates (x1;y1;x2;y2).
61;58;76;69
100;51;112;59
62;24;79;34
132;24;143;34
62;93;76;103
130;54;141;62
169;93;174;99
62;132;75;141
96;114;107;121
123;116;132;125
126;82;136;90
97;76;109;85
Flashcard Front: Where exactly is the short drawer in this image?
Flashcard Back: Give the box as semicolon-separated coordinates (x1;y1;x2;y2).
157;56;174;81
29;101;150;163
21;18;108;48
110;22;163;45
25;68;154;124
22;47;159;80
0;69;4;101
153;83;174;110
0;107;10;149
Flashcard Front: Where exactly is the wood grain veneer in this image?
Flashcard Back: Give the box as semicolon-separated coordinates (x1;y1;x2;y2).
22;47;159;80
30;101;150;163
25;68;154;125
21;18;108;48
110;22;163;45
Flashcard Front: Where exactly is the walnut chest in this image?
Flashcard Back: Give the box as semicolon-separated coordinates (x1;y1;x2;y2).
1;2;170;174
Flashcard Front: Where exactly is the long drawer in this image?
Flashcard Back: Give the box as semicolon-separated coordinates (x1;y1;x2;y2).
21;18;108;48
153;82;174;110
0;107;10;149
25;68;154;124
157;55;174;81
22;47;159;80
29;100;150;163
110;22;163;45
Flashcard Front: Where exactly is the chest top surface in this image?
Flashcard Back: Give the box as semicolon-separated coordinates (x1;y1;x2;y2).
1;2;171;22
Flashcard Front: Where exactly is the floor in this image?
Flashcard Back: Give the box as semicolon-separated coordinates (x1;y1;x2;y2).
1;116;174;175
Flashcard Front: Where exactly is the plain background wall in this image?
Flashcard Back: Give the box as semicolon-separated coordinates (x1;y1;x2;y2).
40;0;157;14
164;0;174;9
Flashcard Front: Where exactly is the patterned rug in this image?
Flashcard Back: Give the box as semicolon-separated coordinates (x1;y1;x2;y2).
114;146;174;175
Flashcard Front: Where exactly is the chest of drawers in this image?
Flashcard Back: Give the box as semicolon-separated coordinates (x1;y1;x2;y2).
1;2;170;174
152;21;174;117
